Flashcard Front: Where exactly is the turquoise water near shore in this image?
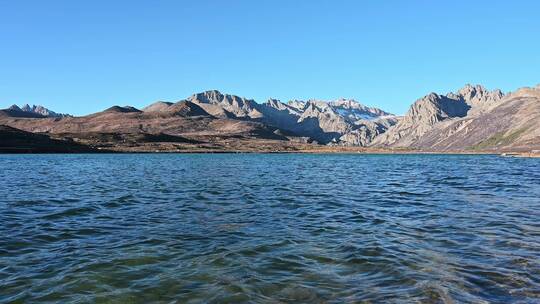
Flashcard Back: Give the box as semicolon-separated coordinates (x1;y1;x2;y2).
1;154;539;303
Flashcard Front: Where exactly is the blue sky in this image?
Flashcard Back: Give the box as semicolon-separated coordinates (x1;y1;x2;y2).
0;0;539;115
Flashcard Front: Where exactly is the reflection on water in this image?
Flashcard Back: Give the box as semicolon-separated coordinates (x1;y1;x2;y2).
1;154;539;303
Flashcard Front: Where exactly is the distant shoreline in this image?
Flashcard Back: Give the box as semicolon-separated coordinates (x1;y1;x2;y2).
2;148;538;157
1;124;538;157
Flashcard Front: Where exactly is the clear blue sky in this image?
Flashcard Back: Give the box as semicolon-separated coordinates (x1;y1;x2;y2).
1;0;539;115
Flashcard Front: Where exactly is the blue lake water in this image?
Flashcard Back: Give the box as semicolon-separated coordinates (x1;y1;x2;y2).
1;154;539;303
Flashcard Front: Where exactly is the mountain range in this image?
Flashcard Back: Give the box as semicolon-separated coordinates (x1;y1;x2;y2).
1;104;70;118
1;84;539;153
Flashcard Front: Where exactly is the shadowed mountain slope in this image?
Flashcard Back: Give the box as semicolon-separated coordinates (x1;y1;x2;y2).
0;125;98;153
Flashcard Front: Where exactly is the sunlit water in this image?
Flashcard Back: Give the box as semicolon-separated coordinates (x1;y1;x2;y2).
1;154;539;303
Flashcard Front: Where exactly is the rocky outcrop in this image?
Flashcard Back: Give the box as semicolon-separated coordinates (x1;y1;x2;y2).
339;116;400;146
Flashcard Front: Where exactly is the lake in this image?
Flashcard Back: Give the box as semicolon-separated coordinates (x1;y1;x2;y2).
1;154;539;303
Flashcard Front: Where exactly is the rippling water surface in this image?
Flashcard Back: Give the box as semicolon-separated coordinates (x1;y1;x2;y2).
1;154;539;303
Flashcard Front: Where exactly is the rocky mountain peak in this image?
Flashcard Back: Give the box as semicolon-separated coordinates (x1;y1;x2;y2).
192;90;225;103
9;104;22;111
332;98;356;106
263;98;304;117
424;92;442;101
451;84;505;107
329;98;369;110
188;90;262;118
21;104;32;112
409;92;470;121
265;98;282;108
189;90;256;106
305;100;333;112
287;100;307;111
457;83;486;96
311;98;389;120
6;104;69;118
